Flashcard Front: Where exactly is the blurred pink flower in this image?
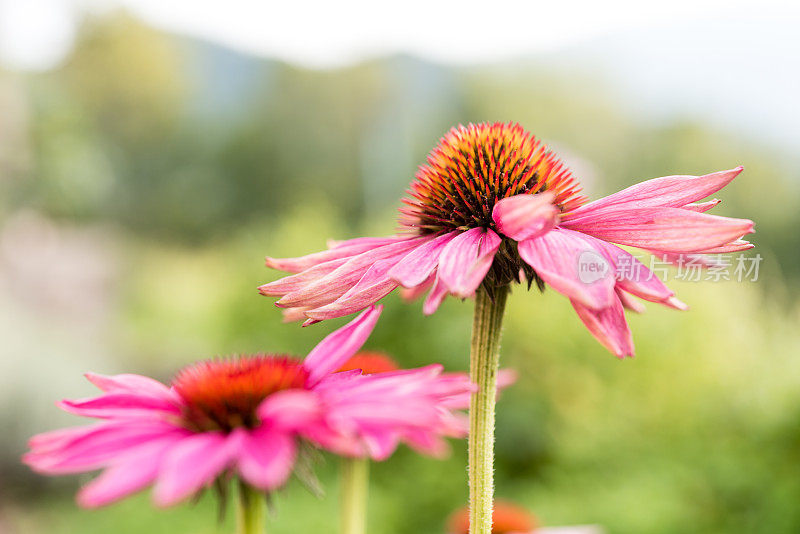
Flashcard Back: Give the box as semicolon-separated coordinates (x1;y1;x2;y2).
332;351;516;460
23;306;473;508
260;122;754;358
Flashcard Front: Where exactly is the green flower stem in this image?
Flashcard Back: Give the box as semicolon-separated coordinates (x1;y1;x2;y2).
468;285;509;534
237;481;265;534
340;457;369;534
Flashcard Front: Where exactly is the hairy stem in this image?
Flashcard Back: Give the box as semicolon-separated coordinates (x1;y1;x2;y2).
468;285;509;534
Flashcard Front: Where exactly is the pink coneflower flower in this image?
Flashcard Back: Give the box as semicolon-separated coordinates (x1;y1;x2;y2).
23;306;471;519
260;122;754;534
260;122;754;358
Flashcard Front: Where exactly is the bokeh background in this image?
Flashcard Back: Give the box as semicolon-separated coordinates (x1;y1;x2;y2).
1;1;800;533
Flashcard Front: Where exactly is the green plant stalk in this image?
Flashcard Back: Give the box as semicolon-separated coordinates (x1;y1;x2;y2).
340;457;369;534
468;285;509;534
237;481;266;534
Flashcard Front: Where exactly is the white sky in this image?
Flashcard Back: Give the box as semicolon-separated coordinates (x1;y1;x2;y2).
1;0;799;70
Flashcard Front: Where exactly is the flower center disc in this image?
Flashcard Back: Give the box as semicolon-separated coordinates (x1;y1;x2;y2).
173;355;308;431
400;122;584;234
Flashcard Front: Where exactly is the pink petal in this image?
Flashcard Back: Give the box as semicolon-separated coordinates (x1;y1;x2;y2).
265;237;400;273
587;238;675;304
276;238;427;309
517;229;615;310
496;369;518;390
440;370;508;410
257;389;322;432
402;430;450;459
28;424;105;452
58;393;181;419
282;306;311;323
651;251;731;268
680;239;755;254
616;289;646;313
302;306;382;385
258;258;349;296
491;192;558;241
570;297;634;358
305;259;399;320
683;199;721;212
25;421;187;474
76;438;177;508
437;228;501;298
562;207;754;253
422;274;448;315
328;236;402;250
152;431;238;507
388;231;458;288
564;167;743;219
360;430;401;461
400;271;435;302
236;429;296;491
84;373;174;399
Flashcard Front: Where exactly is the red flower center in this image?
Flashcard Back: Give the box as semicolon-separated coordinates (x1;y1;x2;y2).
337;351;400;375
172;355;308;431
400;122;584;234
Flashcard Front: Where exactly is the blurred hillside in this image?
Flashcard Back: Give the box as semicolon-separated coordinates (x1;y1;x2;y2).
2;14;797;264
2;12;800;534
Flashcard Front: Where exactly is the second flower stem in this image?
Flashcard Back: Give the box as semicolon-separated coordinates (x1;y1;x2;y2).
468;285;509;534
237;481;265;534
340;457;369;534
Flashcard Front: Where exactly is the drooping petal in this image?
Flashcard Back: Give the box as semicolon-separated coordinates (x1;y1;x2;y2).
276;238;427;309
282;306;311;323
302;306;382;385
616;288;646;313
422;274;449;315
683;199;721;212
570;297;635;358
651;251;731;268
388;231;458;288
437;228;501;298
586;237;676;304
491;192;558;241
258;258;349;296
564;167;743;219
677;239;755;254
265;237;400;273
517;228;615;310
305;259;399;320
152;431;238;507
400;271;435;302
562;207;754;253
236;429;296;491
